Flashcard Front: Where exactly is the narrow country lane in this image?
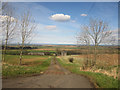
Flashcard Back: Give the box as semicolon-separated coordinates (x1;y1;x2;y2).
2;57;94;88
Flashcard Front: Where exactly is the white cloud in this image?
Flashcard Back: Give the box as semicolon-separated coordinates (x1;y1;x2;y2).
50;14;71;22
80;14;87;16
45;25;57;30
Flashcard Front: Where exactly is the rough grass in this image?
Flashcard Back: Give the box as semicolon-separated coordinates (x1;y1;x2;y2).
58;54;118;74
61;54;118;66
57;58;119;88
2;55;51;78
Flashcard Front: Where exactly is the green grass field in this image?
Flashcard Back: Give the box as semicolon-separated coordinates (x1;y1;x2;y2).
57;57;119;88
3;49;56;55
2;55;52;78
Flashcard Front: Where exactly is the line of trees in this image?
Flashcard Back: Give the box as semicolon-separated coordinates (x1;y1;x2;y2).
1;3;36;65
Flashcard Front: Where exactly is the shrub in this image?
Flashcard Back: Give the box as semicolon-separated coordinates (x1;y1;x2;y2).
69;58;74;63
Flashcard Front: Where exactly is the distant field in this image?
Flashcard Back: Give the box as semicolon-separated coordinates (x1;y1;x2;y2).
4;55;49;65
33;45;119;50
2;55;51;78
3;45;119;56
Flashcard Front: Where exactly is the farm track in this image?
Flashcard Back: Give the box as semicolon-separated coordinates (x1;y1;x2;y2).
2;57;94;88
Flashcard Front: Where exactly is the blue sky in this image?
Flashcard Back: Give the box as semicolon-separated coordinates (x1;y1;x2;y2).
9;2;118;44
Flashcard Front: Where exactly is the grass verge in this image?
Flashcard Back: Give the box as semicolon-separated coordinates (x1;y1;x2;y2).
57;58;119;88
2;55;51;78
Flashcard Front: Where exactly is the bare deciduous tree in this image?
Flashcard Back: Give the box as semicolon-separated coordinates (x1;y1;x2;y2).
1;9;18;62
77;18;112;67
19;11;36;65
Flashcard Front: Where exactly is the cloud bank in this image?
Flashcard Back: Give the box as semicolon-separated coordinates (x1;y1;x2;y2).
50;14;71;22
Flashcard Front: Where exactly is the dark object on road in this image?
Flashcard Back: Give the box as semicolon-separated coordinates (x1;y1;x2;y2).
69;58;74;63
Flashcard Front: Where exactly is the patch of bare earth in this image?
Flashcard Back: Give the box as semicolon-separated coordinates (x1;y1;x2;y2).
23;57;47;62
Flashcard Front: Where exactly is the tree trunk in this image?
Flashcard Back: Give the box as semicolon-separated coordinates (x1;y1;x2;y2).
85;46;89;68
19;41;24;65
19;49;23;65
3;38;8;62
92;45;97;67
